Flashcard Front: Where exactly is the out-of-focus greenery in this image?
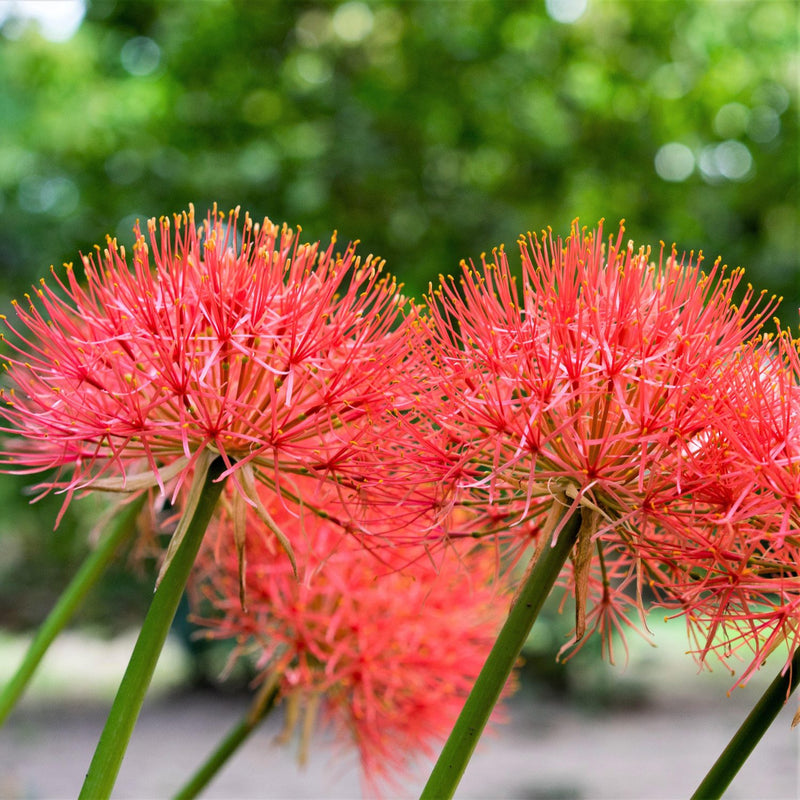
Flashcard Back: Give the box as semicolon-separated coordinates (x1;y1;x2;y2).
0;475;156;631
0;0;796;645
0;0;796;302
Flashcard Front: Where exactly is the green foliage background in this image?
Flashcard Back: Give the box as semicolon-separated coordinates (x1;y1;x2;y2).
0;0;797;635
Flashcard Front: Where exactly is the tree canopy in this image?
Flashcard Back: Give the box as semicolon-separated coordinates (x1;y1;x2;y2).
0;0;796;313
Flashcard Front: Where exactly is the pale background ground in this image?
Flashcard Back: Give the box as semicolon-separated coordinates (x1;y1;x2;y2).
0;628;798;800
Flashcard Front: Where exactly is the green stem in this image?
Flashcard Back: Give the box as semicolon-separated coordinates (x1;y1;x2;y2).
79;454;227;800
691;648;800;800
420;509;582;800
172;681;279;800
0;494;146;726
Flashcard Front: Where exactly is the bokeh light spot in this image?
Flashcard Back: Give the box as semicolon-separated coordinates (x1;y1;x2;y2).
699;141;754;183
120;36;161;77
714;140;753;180
292;52;333;87
332;2;374;43
747;106;780;143
753;82;790;114
545;0;588;24
654;143;694;182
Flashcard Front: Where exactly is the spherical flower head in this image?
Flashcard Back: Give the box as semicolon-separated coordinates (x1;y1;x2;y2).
191;482;514;796
419;219;778;654
0;206;413;525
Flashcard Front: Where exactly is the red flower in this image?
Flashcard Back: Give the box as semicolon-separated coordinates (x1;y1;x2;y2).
191;481;513;796
416;219;777;656
0;206;412;531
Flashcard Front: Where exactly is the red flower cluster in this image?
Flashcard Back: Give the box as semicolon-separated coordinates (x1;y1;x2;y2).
191;481;513;796
3;204;798;720
0;206;412;528
416;219;792;675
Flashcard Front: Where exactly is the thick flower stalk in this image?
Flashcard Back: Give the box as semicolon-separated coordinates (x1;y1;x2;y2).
190;480;514;797
418;219;778;653
0;205;413;533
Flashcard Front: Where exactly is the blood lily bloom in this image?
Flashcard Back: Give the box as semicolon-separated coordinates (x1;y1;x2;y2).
418;220;778;651
190;482;513;797
0;207;421;797
0;206;414;547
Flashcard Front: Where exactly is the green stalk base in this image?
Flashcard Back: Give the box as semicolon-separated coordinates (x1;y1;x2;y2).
691;648;800;800
78;455;226;800
420;510;581;800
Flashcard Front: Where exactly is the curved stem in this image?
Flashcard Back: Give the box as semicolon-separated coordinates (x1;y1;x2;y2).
0;494;146;726
79;454;227;800
420;508;581;800
172;679;279;800
691;648;800;800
